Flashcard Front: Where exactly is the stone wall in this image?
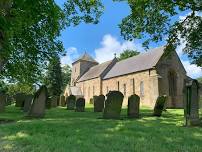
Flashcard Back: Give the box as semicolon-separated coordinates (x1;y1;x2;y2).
102;70;159;107
76;78;101;103
156;51;187;108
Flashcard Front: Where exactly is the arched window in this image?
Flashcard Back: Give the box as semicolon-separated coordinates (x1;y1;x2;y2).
140;81;144;97
168;70;177;96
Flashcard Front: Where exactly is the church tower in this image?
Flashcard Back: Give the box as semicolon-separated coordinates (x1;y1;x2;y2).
71;52;98;86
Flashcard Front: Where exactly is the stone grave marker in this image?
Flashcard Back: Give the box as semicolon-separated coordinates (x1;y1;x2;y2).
127;94;140;118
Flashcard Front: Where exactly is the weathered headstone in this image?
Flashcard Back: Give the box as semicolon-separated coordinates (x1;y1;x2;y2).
23;95;33;113
51;96;58;108
60;95;66;107
28;86;48;118
103;91;124;119
14;93;26;107
153;95;167;117
94;95;105;112
66;95;76;110
184;80;200;126
127;94;140;118
75;98;85;112
89;98;94;104
0;94;7;112
46;97;52;109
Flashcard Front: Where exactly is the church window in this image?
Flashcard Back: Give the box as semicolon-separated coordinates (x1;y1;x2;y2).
140;81;144;97
123;84;126;96
88;87;90;98
130;79;135;94
93;86;95;96
117;81;120;91
106;86;109;94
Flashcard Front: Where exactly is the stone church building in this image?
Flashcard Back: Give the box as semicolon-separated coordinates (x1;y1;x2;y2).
66;46;187;108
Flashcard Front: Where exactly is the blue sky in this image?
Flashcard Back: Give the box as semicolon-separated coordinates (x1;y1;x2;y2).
55;0;201;78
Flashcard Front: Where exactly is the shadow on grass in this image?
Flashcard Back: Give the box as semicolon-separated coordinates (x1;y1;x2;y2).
0;106;202;152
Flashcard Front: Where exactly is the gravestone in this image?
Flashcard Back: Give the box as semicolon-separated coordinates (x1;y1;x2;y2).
23;95;33;113
5;95;12;106
153;95;167;117
67;95;76;110
46;97;52;109
60;95;66;107
184;80;200;126
51;96;58;108
89;98;94;104
94;95;105;112
103;91;124;119
28;86;48;118
0;94;7;112
127;94;140;118
75;98;85;112
14;93;26;107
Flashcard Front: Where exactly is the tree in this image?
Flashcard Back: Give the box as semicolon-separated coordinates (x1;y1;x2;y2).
197;77;202;83
45;54;63;96
61;65;71;93
118;0;202;66
0;0;103;84
118;49;140;61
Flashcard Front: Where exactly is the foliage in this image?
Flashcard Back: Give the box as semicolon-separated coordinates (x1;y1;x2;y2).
61;65;71;92
117;0;202;66
1;106;202;152
197;77;202;83
0;0;103;83
0;80;8;93
45;54;62;96
118;49;140;61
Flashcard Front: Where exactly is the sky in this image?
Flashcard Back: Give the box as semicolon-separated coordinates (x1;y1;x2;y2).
55;0;201;79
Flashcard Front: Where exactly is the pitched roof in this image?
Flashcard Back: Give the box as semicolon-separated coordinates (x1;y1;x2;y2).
103;46;165;79
78;60;114;82
72;52;98;64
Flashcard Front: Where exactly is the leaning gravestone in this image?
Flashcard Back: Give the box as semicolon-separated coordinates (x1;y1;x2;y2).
28;86;48;118
60;95;66;107
153;95;167;117
127;94;140;118
14;93;26;107
103;91;124;119
67;95;76;110
184;80;200;126
75;98;85;112
23;95;33;113
0;94;7;112
51;96;58;108
94;95;105;112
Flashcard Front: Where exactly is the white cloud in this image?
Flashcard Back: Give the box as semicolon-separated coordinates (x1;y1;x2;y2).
94;34;143;63
60;47;79;66
182;60;202;79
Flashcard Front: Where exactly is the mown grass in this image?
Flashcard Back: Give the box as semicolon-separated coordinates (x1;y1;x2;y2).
0;105;202;152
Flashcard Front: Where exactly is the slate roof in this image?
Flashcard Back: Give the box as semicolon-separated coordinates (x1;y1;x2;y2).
72;52;98;64
78;60;114;82
103;46;165;79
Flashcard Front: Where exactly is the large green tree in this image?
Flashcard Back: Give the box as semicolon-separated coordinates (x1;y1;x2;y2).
0;0;103;84
61;65;71;93
118;49;140;61
44;54;63;96
118;0;202;66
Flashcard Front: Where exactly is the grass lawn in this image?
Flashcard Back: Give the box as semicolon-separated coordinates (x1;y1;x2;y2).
0;105;202;152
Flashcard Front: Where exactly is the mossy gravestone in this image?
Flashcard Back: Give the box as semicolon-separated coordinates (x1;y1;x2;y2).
75;98;85;112
153;95;167;117
67;95;76;110
28;86;48;118
23;95;33;113
15;93;26;107
94;95;105;112
0;94;7;112
127;94;140;118
103;91;124;119
60;95;66;107
51;96;58;108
